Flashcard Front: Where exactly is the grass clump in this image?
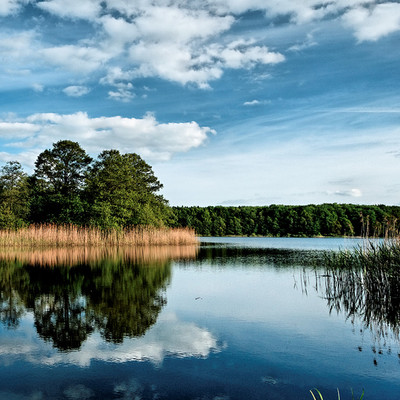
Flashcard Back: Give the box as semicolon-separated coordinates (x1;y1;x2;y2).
0;224;198;247
324;239;400;271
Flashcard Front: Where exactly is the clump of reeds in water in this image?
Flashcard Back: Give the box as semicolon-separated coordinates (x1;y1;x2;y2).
0;224;198;247
324;239;400;271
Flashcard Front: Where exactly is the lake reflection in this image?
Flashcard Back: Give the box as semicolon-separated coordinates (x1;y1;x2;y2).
0;246;198;350
0;239;399;400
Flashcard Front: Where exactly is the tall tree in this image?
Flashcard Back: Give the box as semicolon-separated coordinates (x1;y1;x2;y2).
31;140;92;224
86;150;171;227
34;140;92;195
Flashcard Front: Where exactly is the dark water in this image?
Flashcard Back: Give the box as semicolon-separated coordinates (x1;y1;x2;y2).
0;238;399;399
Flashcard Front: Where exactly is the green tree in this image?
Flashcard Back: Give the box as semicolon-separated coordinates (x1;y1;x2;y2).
34;140;92;195
0;161;30;227
86;150;171;227
30;140;92;224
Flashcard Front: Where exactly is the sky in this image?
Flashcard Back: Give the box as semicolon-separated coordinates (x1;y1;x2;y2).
0;0;400;207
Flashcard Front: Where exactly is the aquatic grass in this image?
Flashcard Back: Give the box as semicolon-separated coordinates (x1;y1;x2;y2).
323;239;400;271
310;388;364;400
0;224;198;247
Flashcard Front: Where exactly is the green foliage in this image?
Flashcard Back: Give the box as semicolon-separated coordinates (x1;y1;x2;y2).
34;140;92;195
31;140;92;224
0;140;172;228
173;204;400;237
85;149;171;228
0;161;30;228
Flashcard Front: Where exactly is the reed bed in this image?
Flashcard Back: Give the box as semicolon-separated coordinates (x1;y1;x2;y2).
0;224;198;248
324;239;400;271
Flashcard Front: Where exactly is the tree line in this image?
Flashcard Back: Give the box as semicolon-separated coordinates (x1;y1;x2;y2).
1;140;399;237
172;204;400;237
0;140;172;229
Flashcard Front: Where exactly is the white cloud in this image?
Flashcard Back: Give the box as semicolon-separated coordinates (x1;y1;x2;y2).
107;87;135;102
244;100;261;106
0;121;38;138
63;85;90;97
0;0;25;16
0;31;36;61
37;0;101;20
243;99;271;106
0;112;215;161
206;0;364;23
100;68;136;101
343;3;400;41
217;40;284;69
1;1;399;93
99;4;283;87
100;67;135;86
100;15;139;46
134;6;234;43
41;45;110;74
333;188;363;198
32;83;44;92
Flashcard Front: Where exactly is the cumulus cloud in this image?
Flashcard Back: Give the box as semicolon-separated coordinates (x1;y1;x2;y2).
1;1;399;92
1;1;286;87
0;112;214;161
63;85;90;97
37;0;101;20
342;3;400;41
41;45;110;74
210;0;376;23
0;31;36;61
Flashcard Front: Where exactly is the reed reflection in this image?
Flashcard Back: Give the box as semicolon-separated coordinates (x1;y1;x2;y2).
0;245;198;351
300;263;400;351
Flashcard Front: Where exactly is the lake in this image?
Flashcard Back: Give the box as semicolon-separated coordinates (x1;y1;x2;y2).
0;237;399;399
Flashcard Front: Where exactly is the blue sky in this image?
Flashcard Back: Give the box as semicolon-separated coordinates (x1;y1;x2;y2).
0;0;400;206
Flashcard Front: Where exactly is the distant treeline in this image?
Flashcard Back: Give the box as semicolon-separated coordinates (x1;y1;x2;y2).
172;204;400;237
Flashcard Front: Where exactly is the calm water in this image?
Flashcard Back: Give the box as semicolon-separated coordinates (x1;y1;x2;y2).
0;238;399;399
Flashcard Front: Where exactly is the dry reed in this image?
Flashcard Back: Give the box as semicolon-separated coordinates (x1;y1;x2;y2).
0;224;198;248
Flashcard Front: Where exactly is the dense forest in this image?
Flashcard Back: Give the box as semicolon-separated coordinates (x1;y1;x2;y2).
0;140;172;229
172;204;400;237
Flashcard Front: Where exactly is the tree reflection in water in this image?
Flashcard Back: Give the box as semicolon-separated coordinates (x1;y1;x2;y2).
0;246;198;351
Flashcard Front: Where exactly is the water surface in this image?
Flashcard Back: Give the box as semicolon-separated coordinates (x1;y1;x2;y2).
0;238;399;399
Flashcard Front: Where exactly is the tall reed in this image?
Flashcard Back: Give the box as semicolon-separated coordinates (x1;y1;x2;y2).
0;224;198;247
324;239;400;271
